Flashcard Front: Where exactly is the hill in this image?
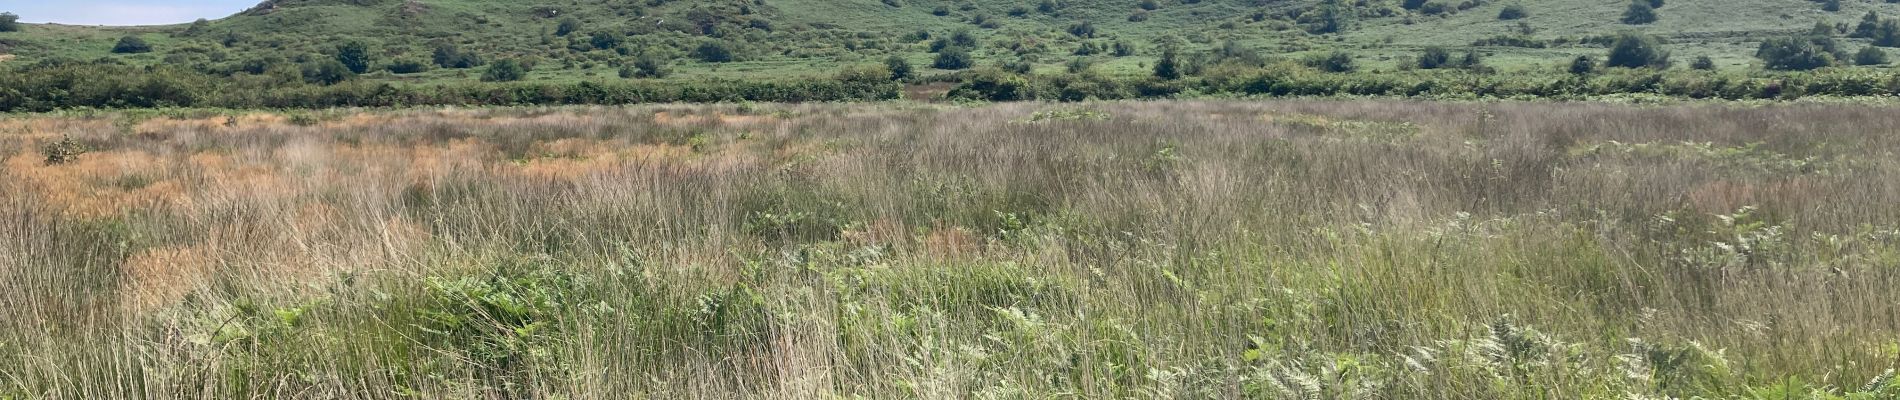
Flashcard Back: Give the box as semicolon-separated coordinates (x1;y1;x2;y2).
3;0;1898;83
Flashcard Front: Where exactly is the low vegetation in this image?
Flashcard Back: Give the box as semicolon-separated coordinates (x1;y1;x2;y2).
2;101;1898;398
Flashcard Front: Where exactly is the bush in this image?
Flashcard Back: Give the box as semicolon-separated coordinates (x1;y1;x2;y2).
885;55;914;80
1605;32;1670;68
41;136;87;165
1569;55;1597;75
482;59;529;82
1856;46;1890;65
1417;46;1454;69
1823;0;1841;12
432;42;483;69
1069;22;1096;38
301;59;355;85
335;41;373;74
1855;11;1881;38
111;36;152;54
933;47;974;69
948;68;1032;101
1690;56;1716;70
695;41;738;63
1874;21;1900;47
1154;49;1182;79
555;18;581;36
1139;0;1161;10
1307;51;1357;72
1112;41;1137;56
1622;1;1657;25
1498;4;1529;20
1757;34;1843;71
590;31;622;50
0;12;19;33
387;59;429;74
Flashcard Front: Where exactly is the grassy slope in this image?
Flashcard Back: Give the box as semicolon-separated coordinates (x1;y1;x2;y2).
0;0;1892;80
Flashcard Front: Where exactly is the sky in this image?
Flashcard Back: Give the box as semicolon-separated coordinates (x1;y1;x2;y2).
1;0;257;26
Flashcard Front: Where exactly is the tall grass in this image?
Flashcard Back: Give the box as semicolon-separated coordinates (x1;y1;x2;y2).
2;101;1898;398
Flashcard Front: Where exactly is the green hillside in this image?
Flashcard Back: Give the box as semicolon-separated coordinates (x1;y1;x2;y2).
3;0;1896;82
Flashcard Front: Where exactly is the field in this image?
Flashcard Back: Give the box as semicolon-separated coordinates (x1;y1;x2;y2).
3;100;1900;398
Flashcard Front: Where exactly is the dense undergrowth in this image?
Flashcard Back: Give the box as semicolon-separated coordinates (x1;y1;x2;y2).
1;101;1898;398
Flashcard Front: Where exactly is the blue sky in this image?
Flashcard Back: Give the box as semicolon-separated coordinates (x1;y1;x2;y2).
1;1;257;26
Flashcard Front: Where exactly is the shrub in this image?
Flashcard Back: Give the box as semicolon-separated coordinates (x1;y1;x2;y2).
1069;22;1096;38
1139;0;1161;10
1403;0;1430;10
933;47;974;69
1622;1;1657;25
1154;49;1182;79
1569;55;1597;75
590;31;622;50
555;18;581;36
432;42;483;69
1039;0;1060;14
1605;31;1670;68
695;40;737;63
41;136;87;165
0;12;19;32
301;59;355;85
1307;51;1357;72
1417;46;1454;69
335;41;373;74
1874;21;1900;46
1757;34;1844;71
1112;41;1137;56
1498;4;1529;20
482;59;529;82
948;68;1032;101
885;55;914;80
932;6;951;16
1854;11;1881;38
111;36;152;54
386;59;429;74
1856;46;1889;65
1690;56;1716;70
1823;0;1841;12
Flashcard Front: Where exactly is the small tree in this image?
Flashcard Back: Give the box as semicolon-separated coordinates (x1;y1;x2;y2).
1854;11;1881;38
1605;31;1670;68
1154;48;1182;79
1069;21;1096;38
1417;46;1453;69
1569;55;1597;75
335;41;373;74
1;12;23;32
1498;4;1529;20
1856;46;1890;65
590;31;622;50
933;47;974;69
1690;56;1716;70
695;40;737;63
302;59;355;85
555;18;581;36
112;36;152;53
626;55;669;78
1307;51;1357;72
482;59;529;82
885;55;914;80
432;42;483;68
1875;20;1900;46
1756;35;1838;70
1621;1;1657;25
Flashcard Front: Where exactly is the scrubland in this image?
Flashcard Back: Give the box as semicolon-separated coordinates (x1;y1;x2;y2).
2;101;1898;399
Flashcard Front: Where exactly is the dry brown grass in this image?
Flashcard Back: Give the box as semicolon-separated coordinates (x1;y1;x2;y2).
1;101;1897;399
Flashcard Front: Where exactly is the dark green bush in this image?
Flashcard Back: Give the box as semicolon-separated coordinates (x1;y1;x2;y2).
885;55;914;80
482;59;529;82
1622;1;1657;25
111;36;152;54
934;47;974;69
1605;31;1670;68
335;41;373;74
0;12;19;32
1498;4;1529;20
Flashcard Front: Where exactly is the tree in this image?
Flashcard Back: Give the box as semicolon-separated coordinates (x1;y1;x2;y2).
482;59;529;82
335;41;373;74
1605;31;1670;68
626;55;669;78
1569;55;1597;75
1854;11;1881;38
0;12;18;33
1498;4;1529;20
301;59;354;85
1307;51;1357;72
590;31;622;50
695;40;737;63
933;47;974;69
1622;1;1657;25
885;55;914;80
1416;46;1453;69
1874;20;1900;46
1756;35;1839;70
555;18;581;36
112;36;152;54
1857;46;1890;65
1154;48;1182;79
1690;56;1716;70
432;42;483;68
